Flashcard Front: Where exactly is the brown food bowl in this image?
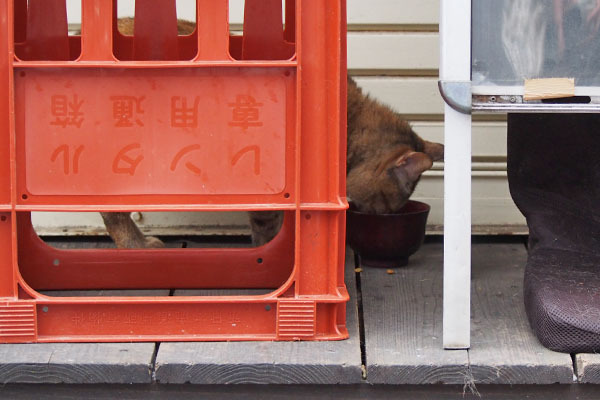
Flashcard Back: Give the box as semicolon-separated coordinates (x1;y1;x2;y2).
346;200;430;268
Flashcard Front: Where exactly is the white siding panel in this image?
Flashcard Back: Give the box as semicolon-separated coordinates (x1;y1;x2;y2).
348;33;439;71
226;0;440;27
413;173;525;233
228;0;245;24
347;0;439;26
354;77;444;116
413;122;507;158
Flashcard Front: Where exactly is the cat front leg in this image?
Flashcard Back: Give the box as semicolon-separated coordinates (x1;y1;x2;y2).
100;212;165;248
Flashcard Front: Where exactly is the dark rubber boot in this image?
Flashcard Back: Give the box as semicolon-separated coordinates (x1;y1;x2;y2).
507;113;600;353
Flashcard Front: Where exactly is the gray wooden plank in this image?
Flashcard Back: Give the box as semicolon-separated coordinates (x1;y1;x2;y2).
575;354;600;383
469;242;574;384
0;343;155;384
4;382;599;400
1;287;161;384
361;242;469;384
154;247;362;384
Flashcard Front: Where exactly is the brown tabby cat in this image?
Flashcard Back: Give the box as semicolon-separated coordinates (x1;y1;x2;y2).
100;20;444;248
346;78;443;214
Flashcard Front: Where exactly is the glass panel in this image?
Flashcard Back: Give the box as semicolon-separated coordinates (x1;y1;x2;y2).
472;0;600;87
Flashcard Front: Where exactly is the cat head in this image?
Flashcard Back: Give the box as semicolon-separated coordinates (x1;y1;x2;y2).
347;141;443;214
384;141;443;204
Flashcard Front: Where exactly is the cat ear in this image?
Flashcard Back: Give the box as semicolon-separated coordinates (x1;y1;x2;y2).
394;151;433;182
422;140;444;162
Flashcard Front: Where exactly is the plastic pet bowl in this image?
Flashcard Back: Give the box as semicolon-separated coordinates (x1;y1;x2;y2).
346;200;430;268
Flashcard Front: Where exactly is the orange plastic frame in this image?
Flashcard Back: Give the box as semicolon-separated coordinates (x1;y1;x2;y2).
0;0;348;342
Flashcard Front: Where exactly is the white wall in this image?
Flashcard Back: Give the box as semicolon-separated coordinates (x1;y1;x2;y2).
36;0;526;236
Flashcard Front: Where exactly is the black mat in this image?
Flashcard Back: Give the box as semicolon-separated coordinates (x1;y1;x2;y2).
507;113;600;353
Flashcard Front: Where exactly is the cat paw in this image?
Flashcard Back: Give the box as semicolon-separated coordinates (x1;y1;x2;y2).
144;236;165;248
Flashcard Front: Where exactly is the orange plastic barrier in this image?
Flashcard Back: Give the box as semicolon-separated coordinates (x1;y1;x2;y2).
0;0;348;343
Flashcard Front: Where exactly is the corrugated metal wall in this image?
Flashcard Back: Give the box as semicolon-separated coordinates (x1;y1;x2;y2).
34;0;526;236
